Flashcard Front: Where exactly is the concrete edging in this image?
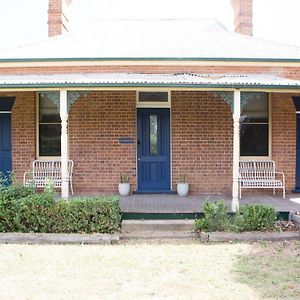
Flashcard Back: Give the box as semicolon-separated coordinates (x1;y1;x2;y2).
290;211;300;227
0;233;120;245
200;231;300;242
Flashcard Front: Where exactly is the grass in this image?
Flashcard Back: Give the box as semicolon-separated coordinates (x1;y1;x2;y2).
0;241;298;299
233;240;300;299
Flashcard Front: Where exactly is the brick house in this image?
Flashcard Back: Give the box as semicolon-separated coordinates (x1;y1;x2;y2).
0;0;300;211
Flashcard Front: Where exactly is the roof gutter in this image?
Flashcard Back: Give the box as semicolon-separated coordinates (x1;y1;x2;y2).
0;57;300;63
0;82;299;89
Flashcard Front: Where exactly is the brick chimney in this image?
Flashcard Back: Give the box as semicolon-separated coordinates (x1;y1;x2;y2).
48;0;73;37
231;0;253;36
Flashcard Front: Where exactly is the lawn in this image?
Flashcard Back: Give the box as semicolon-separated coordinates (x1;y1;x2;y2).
0;241;299;299
233;240;300;299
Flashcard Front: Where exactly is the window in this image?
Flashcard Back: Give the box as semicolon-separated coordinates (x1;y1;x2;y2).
137;91;170;107
38;94;61;156
139;92;168;102
240;93;269;157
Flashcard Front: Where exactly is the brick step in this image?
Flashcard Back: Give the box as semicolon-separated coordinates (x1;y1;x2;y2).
122;219;195;232
120;231;197;240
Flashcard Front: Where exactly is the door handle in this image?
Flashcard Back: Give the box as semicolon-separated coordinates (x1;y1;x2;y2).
137;139;141;145
137;158;141;161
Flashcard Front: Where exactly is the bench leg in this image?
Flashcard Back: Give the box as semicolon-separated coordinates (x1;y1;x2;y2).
70;180;74;195
283;187;285;199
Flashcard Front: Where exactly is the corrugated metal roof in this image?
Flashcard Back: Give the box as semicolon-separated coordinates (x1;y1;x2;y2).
0;73;300;89
1;19;300;61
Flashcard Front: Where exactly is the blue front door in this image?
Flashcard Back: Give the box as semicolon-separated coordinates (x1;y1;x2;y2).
295;114;300;191
137;108;171;192
0;114;12;181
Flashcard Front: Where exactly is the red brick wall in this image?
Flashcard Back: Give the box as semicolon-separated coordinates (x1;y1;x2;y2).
171;91;233;194
0;92;37;183
68;91;136;193
272;93;298;192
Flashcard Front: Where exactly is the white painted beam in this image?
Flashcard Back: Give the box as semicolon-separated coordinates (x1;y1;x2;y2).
60;89;69;198
232;89;241;212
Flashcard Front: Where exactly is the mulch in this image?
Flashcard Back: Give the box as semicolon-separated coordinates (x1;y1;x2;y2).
276;220;300;232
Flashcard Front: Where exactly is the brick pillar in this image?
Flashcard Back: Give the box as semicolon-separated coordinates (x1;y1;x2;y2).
48;0;73;37
231;0;253;36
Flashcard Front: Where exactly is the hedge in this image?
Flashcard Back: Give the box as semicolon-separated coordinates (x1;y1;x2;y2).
52;196;121;233
0;186;121;233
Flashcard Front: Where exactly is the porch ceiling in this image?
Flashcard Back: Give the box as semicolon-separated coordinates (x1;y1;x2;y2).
1;73;300;89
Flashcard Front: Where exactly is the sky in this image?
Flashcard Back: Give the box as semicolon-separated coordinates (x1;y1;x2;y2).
0;0;299;48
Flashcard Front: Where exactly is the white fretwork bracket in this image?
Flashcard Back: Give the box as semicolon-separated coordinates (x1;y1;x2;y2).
39;91;88;112
212;91;267;113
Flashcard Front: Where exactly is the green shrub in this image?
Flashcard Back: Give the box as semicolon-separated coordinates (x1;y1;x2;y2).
0;185;35;232
14;191;56;232
195;200;230;232
195;201;278;233
239;204;277;231
228;212;245;233
53;196;121;233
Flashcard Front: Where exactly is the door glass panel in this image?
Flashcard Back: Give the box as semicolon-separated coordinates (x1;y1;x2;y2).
150;115;158;155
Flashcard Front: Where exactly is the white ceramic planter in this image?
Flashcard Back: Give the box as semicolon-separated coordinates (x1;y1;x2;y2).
118;183;130;196
177;183;189;197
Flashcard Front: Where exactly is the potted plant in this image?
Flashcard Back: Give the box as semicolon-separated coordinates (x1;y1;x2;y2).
177;173;189;196
118;172;130;196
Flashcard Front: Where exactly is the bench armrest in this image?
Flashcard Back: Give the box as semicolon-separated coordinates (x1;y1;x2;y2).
23;171;30;185
275;172;285;183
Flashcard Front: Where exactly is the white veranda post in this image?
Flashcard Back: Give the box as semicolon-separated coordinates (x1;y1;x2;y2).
232;89;241;212
60;90;69;198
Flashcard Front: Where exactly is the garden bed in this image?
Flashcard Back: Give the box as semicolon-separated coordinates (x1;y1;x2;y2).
196;200;300;242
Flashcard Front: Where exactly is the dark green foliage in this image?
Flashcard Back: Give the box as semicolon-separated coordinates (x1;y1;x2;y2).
0;185;35;232
195;201;278;232
52;196;121;233
14;191;56;232
0;186;121;233
228;213;245;233
195;200;230;232
239;204;277;231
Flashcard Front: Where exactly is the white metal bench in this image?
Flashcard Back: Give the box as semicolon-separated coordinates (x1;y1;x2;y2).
239;160;285;199
23;160;74;195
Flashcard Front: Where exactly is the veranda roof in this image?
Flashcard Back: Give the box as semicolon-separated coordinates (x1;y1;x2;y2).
0;73;300;89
